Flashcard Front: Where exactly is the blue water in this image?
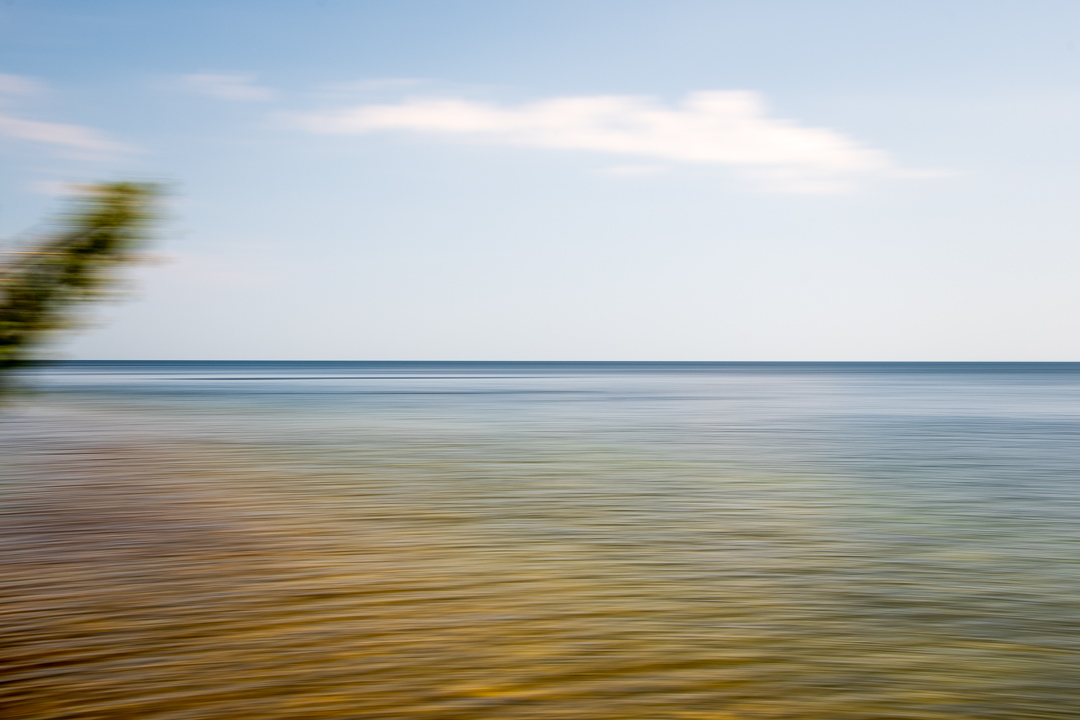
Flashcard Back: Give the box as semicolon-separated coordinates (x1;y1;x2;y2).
5;361;1080;719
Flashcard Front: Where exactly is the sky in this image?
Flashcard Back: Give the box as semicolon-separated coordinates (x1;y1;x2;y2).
3;0;1080;360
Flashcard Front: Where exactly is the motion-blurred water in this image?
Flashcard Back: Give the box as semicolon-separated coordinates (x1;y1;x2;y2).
3;362;1080;719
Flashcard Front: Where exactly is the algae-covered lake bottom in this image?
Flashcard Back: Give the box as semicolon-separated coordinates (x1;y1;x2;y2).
3;362;1080;719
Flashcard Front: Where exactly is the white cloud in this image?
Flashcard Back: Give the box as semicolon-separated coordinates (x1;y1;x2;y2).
0;113;131;155
298;90;900;193
0;72;132;158
183;73;276;101
0;73;43;96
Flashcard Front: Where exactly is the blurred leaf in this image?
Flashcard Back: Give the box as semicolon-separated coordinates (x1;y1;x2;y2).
0;182;162;387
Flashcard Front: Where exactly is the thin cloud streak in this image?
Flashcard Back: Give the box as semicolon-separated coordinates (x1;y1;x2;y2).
183;73;276;101
0;72;132;158
0;113;131;155
299;91;899;193
0;73;43;96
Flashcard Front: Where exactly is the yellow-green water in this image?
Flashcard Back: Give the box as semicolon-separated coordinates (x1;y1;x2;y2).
3;362;1080;719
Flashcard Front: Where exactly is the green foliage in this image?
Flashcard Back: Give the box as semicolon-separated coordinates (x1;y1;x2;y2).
0;182;161;383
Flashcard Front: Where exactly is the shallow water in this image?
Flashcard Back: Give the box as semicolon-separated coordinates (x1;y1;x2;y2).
3;362;1080;719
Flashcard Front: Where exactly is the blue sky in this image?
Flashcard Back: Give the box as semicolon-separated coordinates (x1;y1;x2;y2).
3;0;1080;360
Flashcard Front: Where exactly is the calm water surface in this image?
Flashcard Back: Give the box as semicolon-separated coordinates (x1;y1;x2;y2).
3;362;1080;719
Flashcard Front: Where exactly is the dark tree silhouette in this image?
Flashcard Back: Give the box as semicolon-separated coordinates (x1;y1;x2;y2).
0;182;161;388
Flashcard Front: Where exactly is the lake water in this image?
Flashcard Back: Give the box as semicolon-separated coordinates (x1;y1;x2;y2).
3;362;1080;719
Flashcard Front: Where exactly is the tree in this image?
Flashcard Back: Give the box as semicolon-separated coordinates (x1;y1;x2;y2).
0;182;161;389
